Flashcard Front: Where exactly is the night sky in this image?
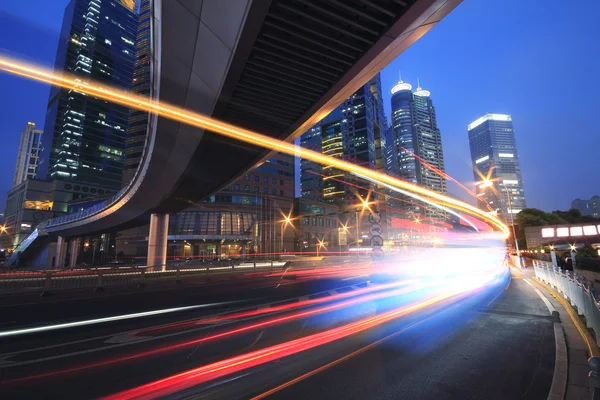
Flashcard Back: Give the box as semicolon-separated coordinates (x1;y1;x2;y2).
0;0;598;212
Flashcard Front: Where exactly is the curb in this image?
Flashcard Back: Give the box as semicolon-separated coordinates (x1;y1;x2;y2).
547;323;568;400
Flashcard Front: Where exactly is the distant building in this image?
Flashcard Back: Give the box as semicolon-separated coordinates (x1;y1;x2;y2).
572;196;600;218
0;180;71;251
293;198;341;253
122;0;151;186
12;122;43;188
468;113;526;220
386;77;447;225
115;153;296;259
37;0;137;196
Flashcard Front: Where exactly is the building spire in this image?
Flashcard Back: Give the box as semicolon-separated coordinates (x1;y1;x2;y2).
413;78;430;97
391;71;412;94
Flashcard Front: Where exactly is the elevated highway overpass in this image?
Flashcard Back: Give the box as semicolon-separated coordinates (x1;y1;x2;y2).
7;0;461;268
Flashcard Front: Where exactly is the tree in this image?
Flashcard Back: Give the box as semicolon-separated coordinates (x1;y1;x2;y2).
515;208;566;250
515;208;566;228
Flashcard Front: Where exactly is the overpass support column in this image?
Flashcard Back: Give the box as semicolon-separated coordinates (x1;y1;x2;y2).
55;236;67;268
69;238;80;268
148;213;169;271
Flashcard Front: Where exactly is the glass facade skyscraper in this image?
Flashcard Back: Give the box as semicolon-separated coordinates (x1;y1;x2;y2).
38;0;137;194
468;113;527;219
13;122;43;188
122;0;151;186
299;74;388;204
387;78;447;221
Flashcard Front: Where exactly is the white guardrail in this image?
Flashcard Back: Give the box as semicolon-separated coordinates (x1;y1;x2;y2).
533;259;600;345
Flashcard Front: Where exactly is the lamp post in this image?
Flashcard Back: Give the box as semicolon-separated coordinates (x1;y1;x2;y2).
478;179;520;263
499;182;520;258
317;239;325;257
355;199;370;250
280;216;292;256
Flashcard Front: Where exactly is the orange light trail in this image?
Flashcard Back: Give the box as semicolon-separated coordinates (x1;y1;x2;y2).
102;286;481;400
0;55;508;236
400;146;494;211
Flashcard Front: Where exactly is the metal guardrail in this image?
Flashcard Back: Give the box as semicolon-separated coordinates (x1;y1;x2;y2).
0;261;288;294
533;260;600;344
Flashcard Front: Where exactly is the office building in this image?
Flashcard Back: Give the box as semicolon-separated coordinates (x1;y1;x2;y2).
114;153;296;260
299;74;388;247
571;196;600;218
387;78;447;223
122;0;151;185
37;0;137;195
293;198;341;253
300;73;388;204
468;113;527;220
12;122;43;188
0;179;72;251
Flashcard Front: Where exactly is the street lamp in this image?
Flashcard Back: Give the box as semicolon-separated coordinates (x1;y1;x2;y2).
498;182;520;257
0;225;7;234
317;239;325;257
478;179;520;257
280;215;292;256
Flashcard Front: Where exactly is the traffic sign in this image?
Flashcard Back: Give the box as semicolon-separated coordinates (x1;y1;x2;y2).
370;235;384;247
369;224;382;236
368;212;381;224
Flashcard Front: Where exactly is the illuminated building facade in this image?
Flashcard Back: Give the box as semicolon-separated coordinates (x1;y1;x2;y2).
38;0;137;195
300;73;388;204
114;153;296;260
122;0;151;185
468;113;527;220
387;78;447;222
13;122;43;188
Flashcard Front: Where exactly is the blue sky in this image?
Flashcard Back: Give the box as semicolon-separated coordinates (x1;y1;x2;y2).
1;0;599;212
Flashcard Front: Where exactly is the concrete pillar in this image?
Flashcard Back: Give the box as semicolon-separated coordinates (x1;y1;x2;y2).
55;236;67;269
148;213;169;271
69;238;80;268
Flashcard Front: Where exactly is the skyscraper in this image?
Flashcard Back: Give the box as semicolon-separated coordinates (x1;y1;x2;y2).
38;0;137;194
122;0;151;186
13;122;43;188
468;113;527;219
387;77;447;221
300;74;388;204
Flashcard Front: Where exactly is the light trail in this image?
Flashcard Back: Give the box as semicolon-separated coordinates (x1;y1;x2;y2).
3;280;429;384
305;170;449;220
102;274;497;400
135;278;418;335
0;55;509;236
0;302;239;339
400;146;495;212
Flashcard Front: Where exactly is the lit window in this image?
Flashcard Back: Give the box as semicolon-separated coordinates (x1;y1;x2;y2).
583;226;598;235
556;228;569;237
541;228;554;238
570;226;583;236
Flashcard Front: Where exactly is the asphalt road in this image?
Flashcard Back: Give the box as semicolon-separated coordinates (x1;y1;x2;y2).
0;267;555;400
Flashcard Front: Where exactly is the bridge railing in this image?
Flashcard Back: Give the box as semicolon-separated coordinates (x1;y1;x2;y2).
0;261;288;294
533;259;600;346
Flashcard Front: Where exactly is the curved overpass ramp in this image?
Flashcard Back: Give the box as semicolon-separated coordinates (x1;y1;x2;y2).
8;0;461;267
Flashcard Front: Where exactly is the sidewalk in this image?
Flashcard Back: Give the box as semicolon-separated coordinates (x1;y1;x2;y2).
517;266;592;399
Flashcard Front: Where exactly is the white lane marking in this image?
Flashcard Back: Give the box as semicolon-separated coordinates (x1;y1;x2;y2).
0;301;240;339
0;280;373;366
523;278;556;314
